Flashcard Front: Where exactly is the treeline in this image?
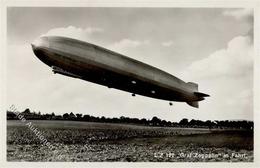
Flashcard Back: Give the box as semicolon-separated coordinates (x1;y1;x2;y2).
7;108;253;130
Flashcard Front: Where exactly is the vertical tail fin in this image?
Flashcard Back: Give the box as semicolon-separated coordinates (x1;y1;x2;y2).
186;82;198;92
186;101;199;108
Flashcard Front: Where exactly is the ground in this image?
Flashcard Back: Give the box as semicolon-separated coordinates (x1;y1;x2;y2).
7;120;253;162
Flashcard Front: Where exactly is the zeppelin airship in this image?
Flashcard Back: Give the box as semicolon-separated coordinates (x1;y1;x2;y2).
31;36;209;108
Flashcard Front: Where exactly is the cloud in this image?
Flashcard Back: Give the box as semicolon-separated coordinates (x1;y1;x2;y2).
181;35;253;80
179;35;253;120
108;39;150;53
41;26;104;42
41;26;150;55
162;41;174;47
223;8;253;20
223;8;253;42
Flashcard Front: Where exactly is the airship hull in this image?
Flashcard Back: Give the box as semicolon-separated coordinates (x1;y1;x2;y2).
32;36;209;107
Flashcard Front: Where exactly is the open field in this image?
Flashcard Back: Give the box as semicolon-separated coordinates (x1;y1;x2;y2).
7;120;253;162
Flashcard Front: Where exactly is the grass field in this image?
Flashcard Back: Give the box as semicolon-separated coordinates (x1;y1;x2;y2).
7;120;253;162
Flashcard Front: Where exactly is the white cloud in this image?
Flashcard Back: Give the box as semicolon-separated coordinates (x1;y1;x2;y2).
181;35;253;80
162;41;174;47
179;35;253;120
42;27;150;55
108;39;150;53
223;8;253;20
41;26;104;42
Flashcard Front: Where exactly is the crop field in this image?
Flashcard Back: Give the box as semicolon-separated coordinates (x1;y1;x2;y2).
7;120;253;162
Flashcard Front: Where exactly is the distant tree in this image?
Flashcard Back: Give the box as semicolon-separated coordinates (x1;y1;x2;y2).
7;111;16;120
171;122;178;127
205;120;213;129
140;118;147;125
161;120;167;126
63;113;69;120
23;108;31;114
76;113;82;120
132;118;140;124
120;116;125;120
100;116;106;122
83;114;90;121
69;112;76;120
93;116;100;122
55;115;62;120
125;117;131;123
167;121;172;127
151;116;161;126
196;120;204;127
179;118;188;126
44;113;52;120
189;119;197;127
111;117;119;123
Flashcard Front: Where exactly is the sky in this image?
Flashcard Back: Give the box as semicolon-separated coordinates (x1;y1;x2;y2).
6;7;254;122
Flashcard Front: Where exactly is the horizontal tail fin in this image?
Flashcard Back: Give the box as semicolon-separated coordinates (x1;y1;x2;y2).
186;101;199;108
187;92;210;108
194;92;210;97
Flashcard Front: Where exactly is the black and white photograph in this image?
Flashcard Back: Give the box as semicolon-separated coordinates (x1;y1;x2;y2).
1;0;259;167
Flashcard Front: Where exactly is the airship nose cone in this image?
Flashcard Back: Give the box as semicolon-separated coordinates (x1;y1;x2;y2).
31;36;51;66
31;36;49;50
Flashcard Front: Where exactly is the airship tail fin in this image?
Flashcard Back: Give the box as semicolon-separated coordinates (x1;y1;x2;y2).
194;92;210;98
186;101;199;108
187;92;210;108
186;82;210;108
187;82;210;98
187;82;198;92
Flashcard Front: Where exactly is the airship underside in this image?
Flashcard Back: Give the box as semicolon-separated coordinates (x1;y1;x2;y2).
31;36;209;108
